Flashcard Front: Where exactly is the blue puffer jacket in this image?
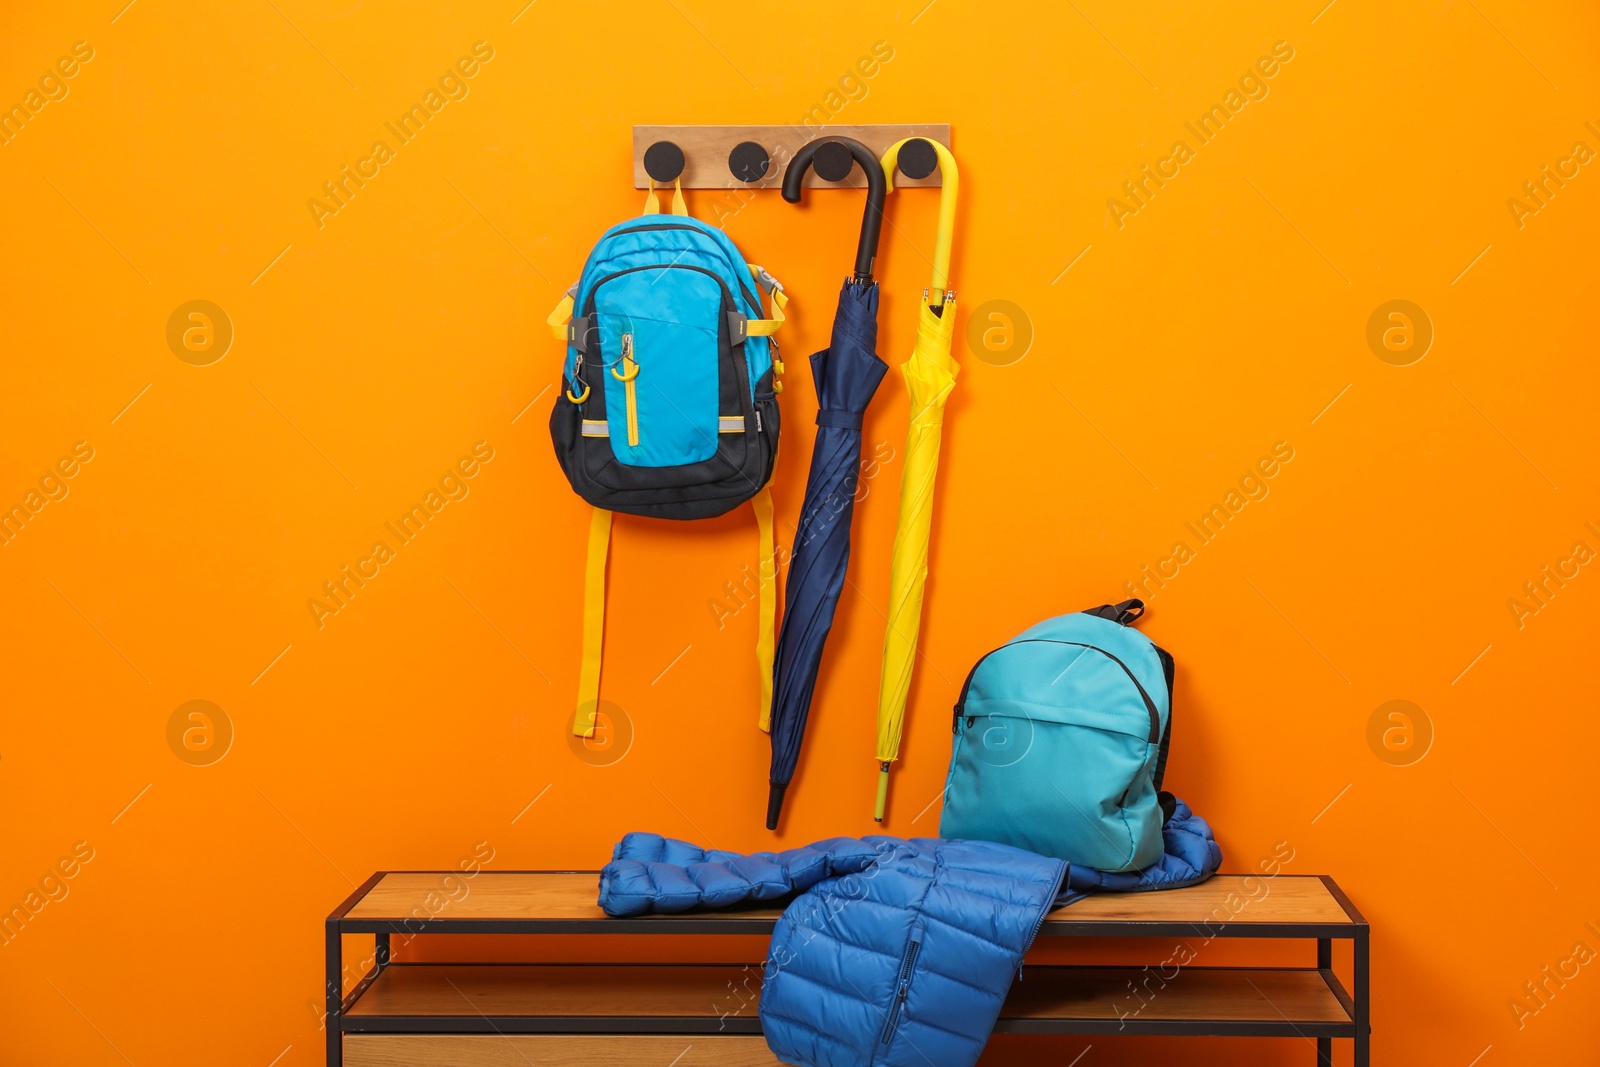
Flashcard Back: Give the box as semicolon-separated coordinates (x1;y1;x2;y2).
598;807;1221;1067
598;803;1222;915
601;833;1065;1067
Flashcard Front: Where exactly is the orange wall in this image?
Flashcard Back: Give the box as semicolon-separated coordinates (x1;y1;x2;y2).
3;1;1598;1064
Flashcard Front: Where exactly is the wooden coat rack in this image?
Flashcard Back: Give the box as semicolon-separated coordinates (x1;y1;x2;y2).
633;124;950;189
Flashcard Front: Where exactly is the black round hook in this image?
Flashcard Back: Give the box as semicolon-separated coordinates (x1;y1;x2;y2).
896;138;939;180
643;140;685;183
812;141;854;183
728;140;770;183
781;136;887;283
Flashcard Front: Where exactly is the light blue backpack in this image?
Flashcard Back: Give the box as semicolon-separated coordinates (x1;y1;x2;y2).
546;190;791;738
940;600;1175;872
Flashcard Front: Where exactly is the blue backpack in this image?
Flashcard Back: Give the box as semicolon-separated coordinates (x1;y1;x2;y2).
547;188;790;738
940;599;1175;872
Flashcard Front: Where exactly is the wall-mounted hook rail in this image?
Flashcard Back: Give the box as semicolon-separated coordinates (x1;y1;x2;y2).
633;124;949;189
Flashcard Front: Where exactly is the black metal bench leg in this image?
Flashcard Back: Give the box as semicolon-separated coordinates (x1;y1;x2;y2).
1354;928;1370;1067
326;919;342;1067
1317;938;1334;1064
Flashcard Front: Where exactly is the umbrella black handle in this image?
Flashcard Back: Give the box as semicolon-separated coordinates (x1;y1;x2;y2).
782;136;886;284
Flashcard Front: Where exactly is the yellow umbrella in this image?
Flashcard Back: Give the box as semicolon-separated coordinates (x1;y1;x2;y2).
873;138;959;822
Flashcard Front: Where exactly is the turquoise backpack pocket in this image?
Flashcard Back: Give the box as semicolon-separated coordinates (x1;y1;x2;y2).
589;265;726;468
940;603;1173;873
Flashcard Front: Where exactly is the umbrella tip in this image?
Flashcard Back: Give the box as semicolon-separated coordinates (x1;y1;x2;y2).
874;765;891;822
765;782;787;831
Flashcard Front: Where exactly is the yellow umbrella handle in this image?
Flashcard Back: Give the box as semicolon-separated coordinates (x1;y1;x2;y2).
880;138;960;294
874;762;891;822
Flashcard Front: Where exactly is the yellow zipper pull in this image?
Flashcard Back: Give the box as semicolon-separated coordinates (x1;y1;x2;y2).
612;332;640;447
615;333;636;377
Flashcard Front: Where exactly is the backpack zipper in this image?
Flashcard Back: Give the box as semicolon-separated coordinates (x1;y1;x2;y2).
585;264;746;454
618;332;640;446
578;262;770;478
602;220;762;314
952;639;1161;744
880;937;921;1044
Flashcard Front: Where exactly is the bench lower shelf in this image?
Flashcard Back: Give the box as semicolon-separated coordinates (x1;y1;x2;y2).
344;1035;780;1067
342;962;1354;1040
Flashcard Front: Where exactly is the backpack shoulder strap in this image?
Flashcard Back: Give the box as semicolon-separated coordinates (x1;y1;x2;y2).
744;264;789;339
573;493;778;737
1085;598;1176;800
571;506;613;737
548;282;577;341
755;484;777;730
1152;644;1175;796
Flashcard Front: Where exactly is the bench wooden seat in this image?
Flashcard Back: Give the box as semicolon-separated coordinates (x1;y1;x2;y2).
338;871;1359;933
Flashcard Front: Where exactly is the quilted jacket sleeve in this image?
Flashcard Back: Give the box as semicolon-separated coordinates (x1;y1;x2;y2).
597;832;883;916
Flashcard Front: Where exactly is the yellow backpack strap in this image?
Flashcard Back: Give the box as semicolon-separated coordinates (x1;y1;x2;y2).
548;283;576;342
754;485;778;732
572;507;613;737
643;178;688;217
746;264;788;338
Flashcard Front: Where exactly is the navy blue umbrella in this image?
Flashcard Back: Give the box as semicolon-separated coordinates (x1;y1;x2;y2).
767;138;888;830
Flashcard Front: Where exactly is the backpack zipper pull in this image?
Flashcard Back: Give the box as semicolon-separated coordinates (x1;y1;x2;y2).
612;332;640;446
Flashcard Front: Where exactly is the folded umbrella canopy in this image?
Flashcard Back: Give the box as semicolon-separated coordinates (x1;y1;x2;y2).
873;138;960;822
765;137;888;831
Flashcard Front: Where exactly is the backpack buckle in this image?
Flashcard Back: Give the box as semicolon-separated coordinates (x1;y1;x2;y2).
752;266;783;294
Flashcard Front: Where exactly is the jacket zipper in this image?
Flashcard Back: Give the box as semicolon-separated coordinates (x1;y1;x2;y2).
1017;860;1070;982
952;639;1161;744
880;937;921;1044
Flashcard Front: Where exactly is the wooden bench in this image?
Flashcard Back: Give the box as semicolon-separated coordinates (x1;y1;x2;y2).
326;871;1369;1065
